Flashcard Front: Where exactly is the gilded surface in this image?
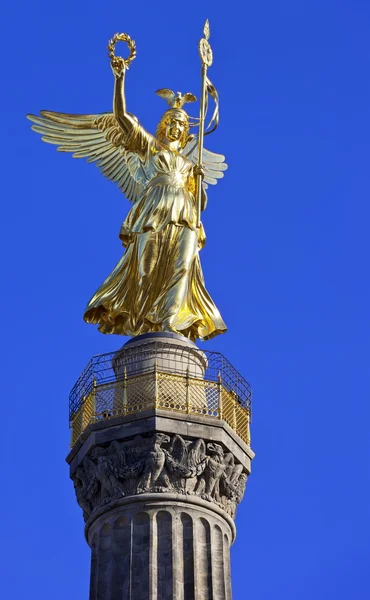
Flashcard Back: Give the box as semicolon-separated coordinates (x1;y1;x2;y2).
70;371;251;448
27;23;227;341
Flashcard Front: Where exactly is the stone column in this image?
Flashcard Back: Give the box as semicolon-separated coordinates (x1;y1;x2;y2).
87;497;234;600
67;333;254;600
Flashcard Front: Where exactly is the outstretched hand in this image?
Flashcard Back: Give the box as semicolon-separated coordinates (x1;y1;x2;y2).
111;56;126;78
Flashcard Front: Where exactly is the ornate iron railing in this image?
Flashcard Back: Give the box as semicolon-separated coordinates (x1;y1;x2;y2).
69;342;252;448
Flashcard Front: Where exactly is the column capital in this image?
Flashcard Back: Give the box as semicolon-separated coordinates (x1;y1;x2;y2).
70;428;250;529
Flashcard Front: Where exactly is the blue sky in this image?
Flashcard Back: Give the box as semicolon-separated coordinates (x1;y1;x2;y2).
1;0;370;598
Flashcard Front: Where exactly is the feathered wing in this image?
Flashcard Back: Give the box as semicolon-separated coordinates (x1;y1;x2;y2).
166;435;207;479
187;439;208;477
26;110;148;204
155;89;175;106
168;434;188;465
182;136;228;189
83;456;99;497
183;93;197;104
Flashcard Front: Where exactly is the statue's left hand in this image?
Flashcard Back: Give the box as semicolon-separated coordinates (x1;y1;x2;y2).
194;164;205;179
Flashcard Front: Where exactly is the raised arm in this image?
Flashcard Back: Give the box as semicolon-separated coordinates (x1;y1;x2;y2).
111;59;137;136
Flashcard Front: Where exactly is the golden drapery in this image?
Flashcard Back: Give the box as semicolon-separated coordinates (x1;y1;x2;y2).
84;120;227;341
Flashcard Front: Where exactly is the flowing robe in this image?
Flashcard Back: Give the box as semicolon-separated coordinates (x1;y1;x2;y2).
84;121;227;341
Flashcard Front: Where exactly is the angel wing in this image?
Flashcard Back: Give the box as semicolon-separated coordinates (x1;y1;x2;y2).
82;455;99;498
83;455;97;479
182;136;228;188
187;439;207;470
26;110;148;204
75;465;89;489
107;440;126;469
168;434;188;465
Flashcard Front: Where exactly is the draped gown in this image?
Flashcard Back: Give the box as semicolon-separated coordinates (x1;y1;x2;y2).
84;119;227;341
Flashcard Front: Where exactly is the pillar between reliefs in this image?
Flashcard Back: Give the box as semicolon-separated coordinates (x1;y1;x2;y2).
87;496;233;600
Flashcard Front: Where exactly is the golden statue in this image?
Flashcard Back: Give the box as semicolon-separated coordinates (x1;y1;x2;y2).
27;22;227;341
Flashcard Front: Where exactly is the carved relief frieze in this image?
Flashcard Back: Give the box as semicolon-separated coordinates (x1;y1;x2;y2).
72;433;248;521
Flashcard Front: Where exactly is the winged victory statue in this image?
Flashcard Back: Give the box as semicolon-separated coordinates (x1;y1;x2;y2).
27;24;228;341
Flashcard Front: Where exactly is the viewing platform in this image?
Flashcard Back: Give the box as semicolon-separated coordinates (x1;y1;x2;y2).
69;333;252;449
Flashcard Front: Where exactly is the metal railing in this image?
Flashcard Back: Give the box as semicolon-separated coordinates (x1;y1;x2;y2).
69;342;252;448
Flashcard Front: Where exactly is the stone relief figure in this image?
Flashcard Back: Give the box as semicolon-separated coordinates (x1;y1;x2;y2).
80;456;100;512
90;447;126;504
72;433;248;521
234;473;248;504
219;453;247;517
109;438;145;496
224;452;243;486
137;433;170;492
73;465;93;520
195;442;226;501
165;435;208;493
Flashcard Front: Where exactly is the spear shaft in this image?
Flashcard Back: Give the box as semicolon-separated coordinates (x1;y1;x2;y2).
196;62;208;228
196;20;213;228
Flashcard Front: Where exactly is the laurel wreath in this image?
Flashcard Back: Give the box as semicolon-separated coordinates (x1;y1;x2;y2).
107;33;137;69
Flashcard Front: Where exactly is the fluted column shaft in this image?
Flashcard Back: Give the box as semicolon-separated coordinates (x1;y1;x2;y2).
87;498;233;600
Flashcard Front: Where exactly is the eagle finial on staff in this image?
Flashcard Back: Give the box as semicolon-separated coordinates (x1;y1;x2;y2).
156;88;197;109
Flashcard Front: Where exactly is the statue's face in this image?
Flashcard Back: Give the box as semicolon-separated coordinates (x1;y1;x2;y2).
165;116;187;142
